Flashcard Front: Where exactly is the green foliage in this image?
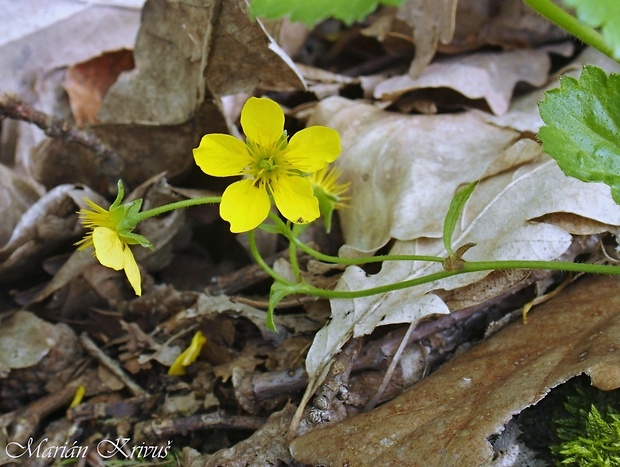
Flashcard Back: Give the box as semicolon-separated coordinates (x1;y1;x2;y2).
562;0;620;60
538;65;620;204
552;390;620;466
249;0;404;27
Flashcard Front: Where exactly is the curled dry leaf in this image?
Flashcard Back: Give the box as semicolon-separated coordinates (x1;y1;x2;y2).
97;0;304;125
375;43;573;115
0;184;99;284
304;157;620;399
396;0;457;77
0;0;140;95
309;96;541;251
0;163;43;247
291;275;620;466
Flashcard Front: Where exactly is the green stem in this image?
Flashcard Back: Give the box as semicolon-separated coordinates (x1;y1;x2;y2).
268;213;444;265
283;258;620;301
462;259;620;276
248;230;295;286
524;0;615;60
288;222;302;280
136;196;222;221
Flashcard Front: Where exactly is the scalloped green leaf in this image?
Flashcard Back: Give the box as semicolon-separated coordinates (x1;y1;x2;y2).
563;0;620;60
538;65;620;204
249;0;404;27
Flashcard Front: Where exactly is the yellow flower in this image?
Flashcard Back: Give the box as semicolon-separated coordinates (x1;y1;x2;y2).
168;331;207;376
75;182;150;296
310;165;350;233
193;97;341;232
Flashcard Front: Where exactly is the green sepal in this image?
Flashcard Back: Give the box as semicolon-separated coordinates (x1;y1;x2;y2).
314;186;336;233
443;181;478;258
538;65;620;204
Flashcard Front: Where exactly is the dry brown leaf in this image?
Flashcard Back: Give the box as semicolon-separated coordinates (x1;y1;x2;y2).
0;184;94;284
185;403;297;466
375;44;572;115
0;163;43;247
290;275;620;466
0;0;140;95
64;49;135;126
445;0;567;54
396;0;458;77
98;0;304;125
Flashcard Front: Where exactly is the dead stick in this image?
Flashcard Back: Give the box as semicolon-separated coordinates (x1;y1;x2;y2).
0;93;123;178
79;333;148;397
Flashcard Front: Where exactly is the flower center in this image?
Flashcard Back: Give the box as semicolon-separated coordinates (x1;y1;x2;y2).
245;132;291;185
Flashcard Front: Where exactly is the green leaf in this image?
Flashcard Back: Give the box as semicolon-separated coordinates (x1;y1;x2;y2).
250;0;404;27
443;181;478;258
562;0;620;60
538;65;620;204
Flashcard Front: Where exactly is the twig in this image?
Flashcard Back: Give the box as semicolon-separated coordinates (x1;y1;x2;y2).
79;333;148;397
134;412;267;440
364;321;416;411
0;93;123;178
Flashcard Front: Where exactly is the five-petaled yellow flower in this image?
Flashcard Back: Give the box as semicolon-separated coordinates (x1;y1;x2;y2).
75;183;150;296
193;97;341;233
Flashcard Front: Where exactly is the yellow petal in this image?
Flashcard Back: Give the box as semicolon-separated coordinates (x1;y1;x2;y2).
220;179;271;232
285;126;341;172
272;175;319;224
122;245;142;296
168;331;207;376
92;227;125;270
193;134;251;177
240;97;285;148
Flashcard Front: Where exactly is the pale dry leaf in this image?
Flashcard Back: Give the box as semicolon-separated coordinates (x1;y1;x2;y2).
98;0;304;125
0;163;43;247
291;274;620;466
375;44;572;115
0;0;141;95
304;157;620;397
446;0;567;54
0;184;95;284
0;311;53;374
308;96;541;251
473;47;620;135
396;0;458;77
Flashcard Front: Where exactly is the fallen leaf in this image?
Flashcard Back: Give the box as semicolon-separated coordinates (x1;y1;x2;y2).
396;0;458;77
97;0;305;125
186;403;297;466
309;96;541;251
375;44;572;115
0;163;43;247
290;275;620;466
0;184;96;284
303;157;620;411
0;0;141;95
64;49;135;126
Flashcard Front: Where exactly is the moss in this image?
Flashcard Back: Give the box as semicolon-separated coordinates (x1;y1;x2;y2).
515;375;620;466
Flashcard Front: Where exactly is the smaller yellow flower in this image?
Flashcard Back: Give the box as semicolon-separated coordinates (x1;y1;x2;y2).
310;165;350;233
168;331;207;376
75;182;150;296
